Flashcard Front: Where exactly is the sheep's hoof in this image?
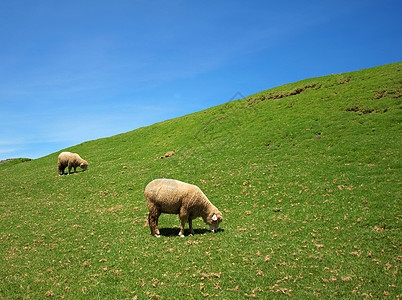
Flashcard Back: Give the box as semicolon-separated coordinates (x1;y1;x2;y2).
155;234;161;238
178;233;185;238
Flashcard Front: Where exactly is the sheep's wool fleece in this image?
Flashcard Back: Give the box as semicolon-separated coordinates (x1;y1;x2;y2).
58;152;84;164
145;179;214;214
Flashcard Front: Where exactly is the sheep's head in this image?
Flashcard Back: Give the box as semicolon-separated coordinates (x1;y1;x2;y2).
80;161;88;171
208;211;222;233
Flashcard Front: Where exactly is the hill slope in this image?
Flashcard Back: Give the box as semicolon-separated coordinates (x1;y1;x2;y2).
0;62;401;298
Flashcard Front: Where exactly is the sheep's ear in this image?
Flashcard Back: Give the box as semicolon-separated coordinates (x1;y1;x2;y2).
212;214;218;221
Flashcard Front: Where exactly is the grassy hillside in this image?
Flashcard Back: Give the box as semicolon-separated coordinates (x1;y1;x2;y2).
0;62;400;299
0;158;31;168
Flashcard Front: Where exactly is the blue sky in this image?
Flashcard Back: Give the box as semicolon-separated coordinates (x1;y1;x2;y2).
0;0;401;161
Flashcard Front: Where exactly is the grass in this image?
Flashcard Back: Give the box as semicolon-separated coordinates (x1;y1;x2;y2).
0;158;31;169
0;62;401;299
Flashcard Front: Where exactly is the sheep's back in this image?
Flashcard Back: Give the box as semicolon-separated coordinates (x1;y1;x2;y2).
145;179;200;213
58;152;80;165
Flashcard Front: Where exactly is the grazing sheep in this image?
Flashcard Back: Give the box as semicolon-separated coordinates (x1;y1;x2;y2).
145;179;223;237
160;150;175;159
58;152;88;175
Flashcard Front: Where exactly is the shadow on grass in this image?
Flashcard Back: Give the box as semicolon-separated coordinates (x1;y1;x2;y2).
59;169;88;175
158;228;224;237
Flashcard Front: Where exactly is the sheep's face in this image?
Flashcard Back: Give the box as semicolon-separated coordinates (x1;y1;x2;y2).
208;211;223;233
80;162;88;171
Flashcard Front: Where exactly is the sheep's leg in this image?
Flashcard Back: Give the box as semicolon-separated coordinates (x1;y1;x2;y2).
148;213;156;236
154;214;160;236
148;213;160;237
67;163;72;175
178;212;188;237
58;165;64;176
178;219;186;237
148;210;161;237
188;218;195;236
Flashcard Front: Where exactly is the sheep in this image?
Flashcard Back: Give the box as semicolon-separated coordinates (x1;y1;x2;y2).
58;152;88;175
160;150;175;159
144;179;223;237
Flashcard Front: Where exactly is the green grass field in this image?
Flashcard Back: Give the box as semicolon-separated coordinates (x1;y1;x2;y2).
0;62;400;299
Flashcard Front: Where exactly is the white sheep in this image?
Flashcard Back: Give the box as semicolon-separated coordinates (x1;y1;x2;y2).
144;179;223;237
58;152;88;175
160;150;175;159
